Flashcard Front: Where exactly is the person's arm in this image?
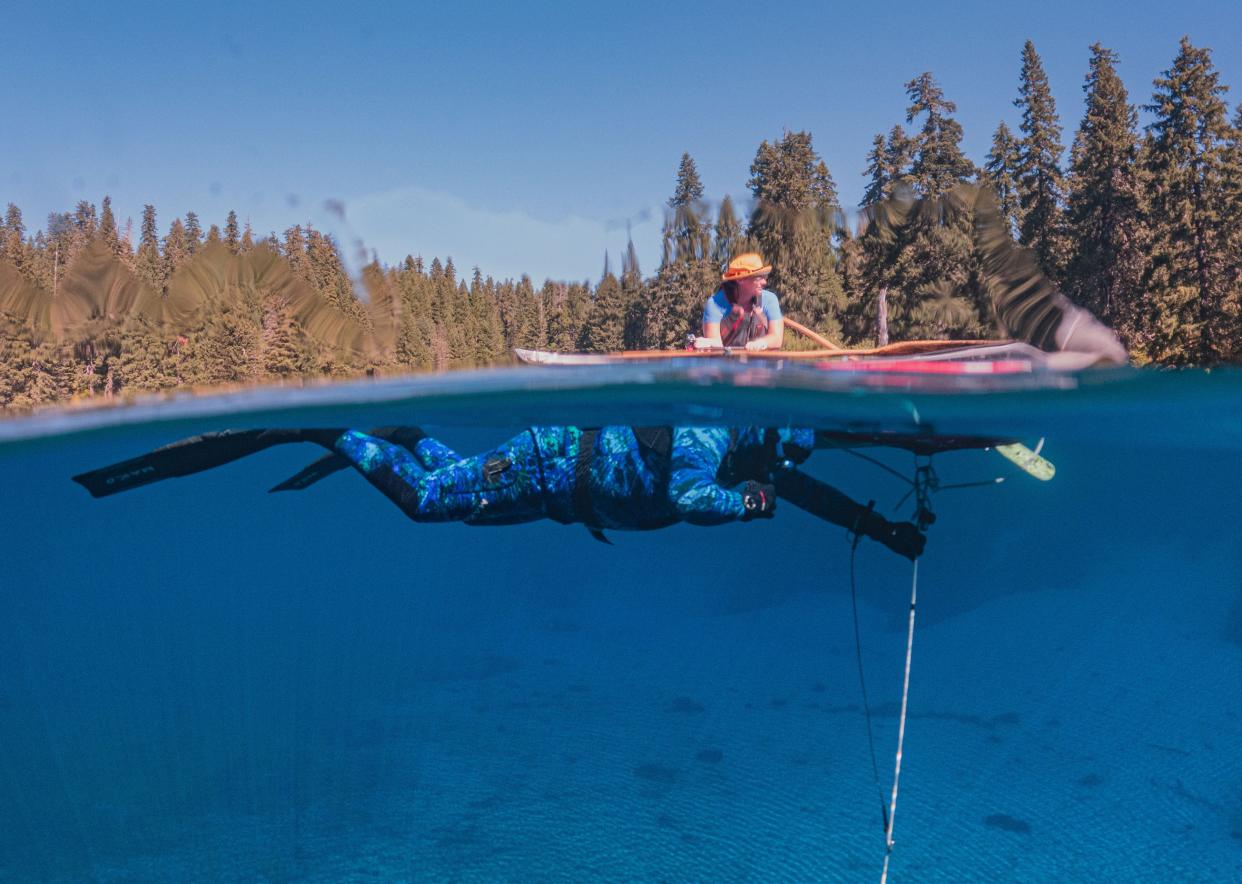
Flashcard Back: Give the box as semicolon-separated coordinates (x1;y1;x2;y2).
697;321;724;348
744;318;784;351
697;291;727;347
667;427;764;525
772;467;925;559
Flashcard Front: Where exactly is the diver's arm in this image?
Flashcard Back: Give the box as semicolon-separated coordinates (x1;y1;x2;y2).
667;427;747;525
773;467;925;559
771;467;867;529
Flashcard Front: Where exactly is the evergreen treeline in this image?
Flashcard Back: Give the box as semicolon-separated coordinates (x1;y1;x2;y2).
3;38;1240;409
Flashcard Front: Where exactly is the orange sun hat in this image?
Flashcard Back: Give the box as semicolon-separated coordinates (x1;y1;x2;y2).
721;252;772;281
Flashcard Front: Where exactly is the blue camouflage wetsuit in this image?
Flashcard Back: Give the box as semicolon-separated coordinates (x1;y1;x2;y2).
71;425;925;558
331;426;814;529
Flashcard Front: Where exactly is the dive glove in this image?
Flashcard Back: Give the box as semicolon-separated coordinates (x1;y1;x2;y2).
855;508;926;560
741;481;777;520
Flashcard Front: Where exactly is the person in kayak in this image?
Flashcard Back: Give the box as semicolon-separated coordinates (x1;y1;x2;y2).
72;425;925;559
696;253;785;351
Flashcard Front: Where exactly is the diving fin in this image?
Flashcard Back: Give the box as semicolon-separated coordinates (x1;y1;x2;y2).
269;453;349;492
71;428;340;498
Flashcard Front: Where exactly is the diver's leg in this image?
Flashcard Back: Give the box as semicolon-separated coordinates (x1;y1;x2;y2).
331;430;546;524
269;427;462;492
411;436;461;470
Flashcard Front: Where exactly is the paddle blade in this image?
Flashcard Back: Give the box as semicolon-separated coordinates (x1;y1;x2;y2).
993;443;1055;481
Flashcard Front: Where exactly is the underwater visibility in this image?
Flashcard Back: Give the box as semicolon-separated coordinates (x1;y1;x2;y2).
1;362;1241;881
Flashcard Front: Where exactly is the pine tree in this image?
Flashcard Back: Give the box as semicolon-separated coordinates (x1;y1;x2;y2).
905;73;976;196
664;154;712;267
862;125;914;206
1142;37;1234;364
184;211;202;256
24;340;73;406
224;210;240;253
669;152;704;207
189;303;259;386
134;204;164;292
868;75;985;341
33;212;72;296
283;225;307;276
982;121;1022;236
579;268;627;351
543;280;590;352
163;218;190;280
1224;107;1242;360
623;238;642;284
393;259;434;370
1014;41;1070;279
0;316;33;407
501;275;543;351
99;196;120;256
467;267;505;363
1064;43;1147;350
259;296;305;378
71;201;98;259
119;315;178;392
747;129;846;333
642;155;726;347
711;195;744;267
578;237;645;352
2;204;32;281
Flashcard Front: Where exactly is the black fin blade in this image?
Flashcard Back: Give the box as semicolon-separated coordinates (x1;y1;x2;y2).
269;453;349;493
71;429;276;498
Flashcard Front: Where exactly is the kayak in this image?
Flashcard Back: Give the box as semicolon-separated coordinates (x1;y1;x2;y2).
514;341;1102;373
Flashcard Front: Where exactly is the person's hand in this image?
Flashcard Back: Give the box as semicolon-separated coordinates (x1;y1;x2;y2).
872;520;926;560
741;480;777;520
744;339;769;351
853;507;926;560
692;336;719;350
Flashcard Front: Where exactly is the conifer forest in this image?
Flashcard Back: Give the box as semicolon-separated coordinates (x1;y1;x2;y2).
2;39;1239;410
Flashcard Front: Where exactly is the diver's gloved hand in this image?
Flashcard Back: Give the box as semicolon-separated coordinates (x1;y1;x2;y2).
855;508;925;560
741;481;777;520
876;521;926;560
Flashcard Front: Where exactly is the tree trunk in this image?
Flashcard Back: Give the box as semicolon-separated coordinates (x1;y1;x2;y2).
876;287;889;346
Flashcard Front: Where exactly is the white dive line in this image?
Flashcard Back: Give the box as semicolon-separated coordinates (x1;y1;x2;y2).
880;557;919;884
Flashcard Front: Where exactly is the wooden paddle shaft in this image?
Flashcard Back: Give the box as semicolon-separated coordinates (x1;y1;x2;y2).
783;317;840;349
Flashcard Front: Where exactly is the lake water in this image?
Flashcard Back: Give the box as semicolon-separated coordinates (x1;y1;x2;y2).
1;362;1240;881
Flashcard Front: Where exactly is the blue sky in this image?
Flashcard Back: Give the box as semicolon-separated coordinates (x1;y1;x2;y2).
4;0;1238;284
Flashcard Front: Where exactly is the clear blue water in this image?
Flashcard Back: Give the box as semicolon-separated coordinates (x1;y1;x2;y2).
1;364;1241;881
